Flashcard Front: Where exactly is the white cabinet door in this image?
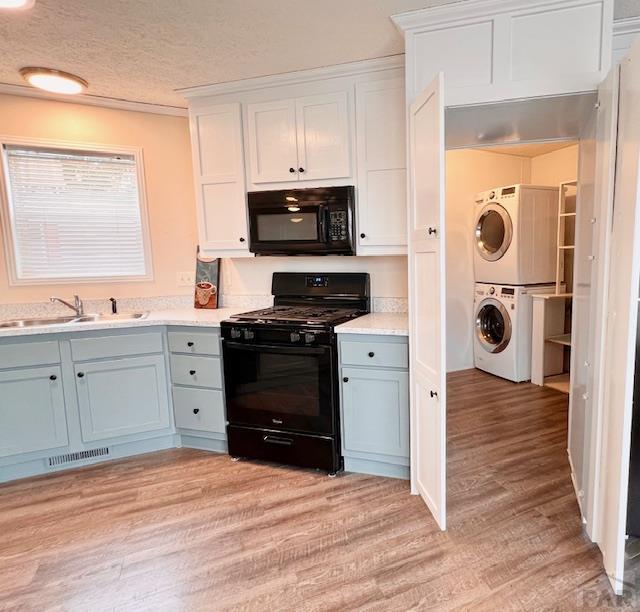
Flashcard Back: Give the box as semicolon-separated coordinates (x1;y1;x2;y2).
75;355;170;442
355;78;407;254
408;73;447;530
190;103;251;256
295;92;351;181
246;99;298;184
0;366;67;458
598;40;640;596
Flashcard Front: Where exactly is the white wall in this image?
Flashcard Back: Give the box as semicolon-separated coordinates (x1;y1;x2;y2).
221;255;408;305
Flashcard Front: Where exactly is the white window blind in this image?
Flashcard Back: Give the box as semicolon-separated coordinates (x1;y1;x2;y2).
2;144;150;282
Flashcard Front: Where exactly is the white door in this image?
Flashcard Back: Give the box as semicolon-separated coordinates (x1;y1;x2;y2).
295;92;350;181
598;40;640;595
247;99;298;184
189;103;251;255
408;73;447;530
355;77;407;254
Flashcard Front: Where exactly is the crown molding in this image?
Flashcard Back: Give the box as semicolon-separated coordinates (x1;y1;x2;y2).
0;82;188;117
178;55;405;100
392;0;609;32
613;16;640;36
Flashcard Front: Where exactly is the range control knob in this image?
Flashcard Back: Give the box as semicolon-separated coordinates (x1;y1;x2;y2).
304;333;316;344
243;329;255;340
230;328;242;339
290;332;301;343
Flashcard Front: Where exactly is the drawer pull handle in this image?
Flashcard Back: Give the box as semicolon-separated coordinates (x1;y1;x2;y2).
189;370;196;376
368;351;375;358
343;377;349;383
263;435;293;446
193;408;200;415
77;372;85;378
187;341;194;347
49;374;57;381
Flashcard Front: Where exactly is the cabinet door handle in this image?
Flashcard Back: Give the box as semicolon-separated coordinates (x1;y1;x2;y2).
368;352;375;358
239;237;245;243
360;233;366;239
49;374;57;381
77;372;85;378
189;370;196;376
428;227;438;236
193;408;200;415
343;377;349;383
289;167;296;173
298;167;305;173
187;341;194;347
430;390;438;398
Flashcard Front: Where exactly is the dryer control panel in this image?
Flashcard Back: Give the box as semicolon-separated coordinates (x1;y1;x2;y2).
475;185;520;205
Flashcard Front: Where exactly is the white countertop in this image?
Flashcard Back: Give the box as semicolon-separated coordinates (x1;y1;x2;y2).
335;312;408;336
0;308;409;339
0;308;248;339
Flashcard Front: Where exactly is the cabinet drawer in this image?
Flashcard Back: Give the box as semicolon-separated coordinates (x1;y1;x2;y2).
0;340;60;369
173;386;225;433
168;330;220;356
340;340;408;369
170;354;222;388
70;332;163;361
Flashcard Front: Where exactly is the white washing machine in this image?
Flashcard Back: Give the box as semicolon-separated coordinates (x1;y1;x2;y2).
473;282;556;382
473;184;559;285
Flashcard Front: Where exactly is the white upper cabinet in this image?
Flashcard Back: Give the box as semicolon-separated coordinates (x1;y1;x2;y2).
295;92;351;182
392;0;614;106
189;102;252;257
355;77;407;255
247;92;351;185
247;99;298;184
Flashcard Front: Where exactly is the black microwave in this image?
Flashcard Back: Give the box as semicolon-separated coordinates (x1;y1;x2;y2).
247;186;355;255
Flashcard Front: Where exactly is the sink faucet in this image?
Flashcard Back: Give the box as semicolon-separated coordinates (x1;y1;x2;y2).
50;294;84;316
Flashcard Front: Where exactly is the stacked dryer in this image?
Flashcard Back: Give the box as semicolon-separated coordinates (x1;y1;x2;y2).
473;184;559;382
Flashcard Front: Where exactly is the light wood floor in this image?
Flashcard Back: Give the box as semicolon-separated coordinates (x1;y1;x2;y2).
0;369;619;610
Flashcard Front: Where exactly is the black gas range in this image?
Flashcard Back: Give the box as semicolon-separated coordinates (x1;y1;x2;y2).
221;272;370;474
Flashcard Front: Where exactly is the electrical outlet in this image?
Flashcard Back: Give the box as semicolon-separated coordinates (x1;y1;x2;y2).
177;271;195;287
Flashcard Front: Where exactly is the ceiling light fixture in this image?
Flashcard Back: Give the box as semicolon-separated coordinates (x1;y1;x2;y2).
0;0;35;8
287;206;301;212
20;67;88;95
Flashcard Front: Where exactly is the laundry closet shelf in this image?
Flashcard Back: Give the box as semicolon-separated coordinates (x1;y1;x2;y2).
544;373;570;394
546;333;572;347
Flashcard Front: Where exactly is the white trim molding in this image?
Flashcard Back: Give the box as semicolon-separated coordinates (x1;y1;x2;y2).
178;55;405;99
0;82;188;117
612;16;640;64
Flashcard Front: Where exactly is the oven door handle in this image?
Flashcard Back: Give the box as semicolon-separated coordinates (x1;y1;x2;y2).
223;341;328;355
263;434;294;447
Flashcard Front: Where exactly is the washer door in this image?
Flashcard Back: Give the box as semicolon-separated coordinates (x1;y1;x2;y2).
475;203;513;261
475;298;512;354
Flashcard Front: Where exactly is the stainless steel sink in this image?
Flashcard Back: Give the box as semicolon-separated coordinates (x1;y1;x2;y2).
0;315;78;328
0;312;149;329
72;312;149;323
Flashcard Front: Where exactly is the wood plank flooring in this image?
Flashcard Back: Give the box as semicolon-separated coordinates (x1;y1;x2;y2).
0;369;621;610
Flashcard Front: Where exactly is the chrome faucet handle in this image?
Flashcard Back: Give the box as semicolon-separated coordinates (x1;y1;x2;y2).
73;295;84;316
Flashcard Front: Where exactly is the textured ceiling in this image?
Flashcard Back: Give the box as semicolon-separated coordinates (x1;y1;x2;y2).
0;0;637;109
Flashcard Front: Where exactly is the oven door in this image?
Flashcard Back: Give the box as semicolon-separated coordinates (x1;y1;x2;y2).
248;204;327;254
223;341;336;435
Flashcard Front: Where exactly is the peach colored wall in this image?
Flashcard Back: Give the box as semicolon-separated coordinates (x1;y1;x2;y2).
446;148;531;372
531;144;579;185
0;94;197;304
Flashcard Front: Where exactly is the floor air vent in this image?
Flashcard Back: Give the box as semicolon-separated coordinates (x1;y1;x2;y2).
48;447;110;467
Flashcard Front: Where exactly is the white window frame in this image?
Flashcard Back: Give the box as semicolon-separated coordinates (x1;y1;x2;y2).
0;136;154;286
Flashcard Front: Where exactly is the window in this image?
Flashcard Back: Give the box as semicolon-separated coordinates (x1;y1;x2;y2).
0;139;152;284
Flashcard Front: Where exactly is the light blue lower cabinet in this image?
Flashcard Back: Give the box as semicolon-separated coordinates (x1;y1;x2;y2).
75;354;171;442
339;334;410;479
0;365;68;458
